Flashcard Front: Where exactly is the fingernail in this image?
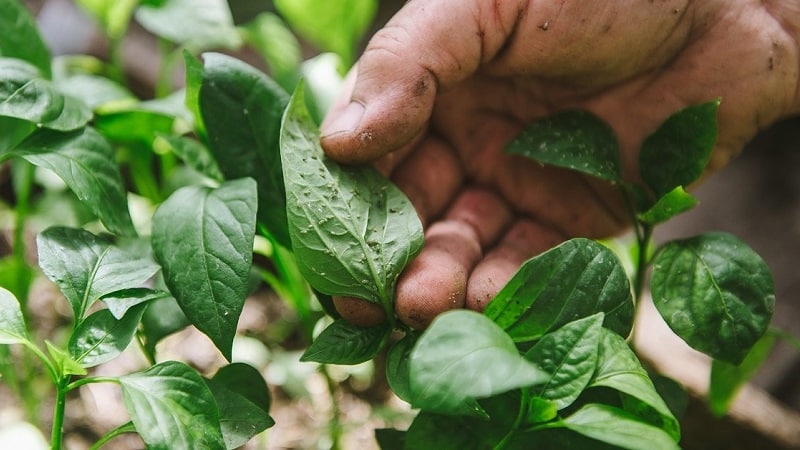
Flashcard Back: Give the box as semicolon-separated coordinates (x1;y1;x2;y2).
321;102;364;136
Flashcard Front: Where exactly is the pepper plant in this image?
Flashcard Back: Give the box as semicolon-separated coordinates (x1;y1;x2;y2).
0;0;793;449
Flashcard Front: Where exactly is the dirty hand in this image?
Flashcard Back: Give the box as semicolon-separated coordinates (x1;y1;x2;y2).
320;0;800;328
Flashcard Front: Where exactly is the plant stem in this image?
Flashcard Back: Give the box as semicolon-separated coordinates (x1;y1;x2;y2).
320;365;343;450
89;422;137;450
50;377;70;450
66;376;120;392
494;391;529;450
633;224;653;303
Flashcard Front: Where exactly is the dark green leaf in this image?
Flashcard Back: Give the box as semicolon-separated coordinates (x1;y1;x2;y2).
408;310;548;416
386;333;416;402
239;12;301;91
637;186;698;224
280;82;424;309
135;0;240;50
562;404;680;450
75;0;139;39
485;238;633;342
0;0;52;78
207;363;274;449
0;116;35;152
199;52;291;247
69;305;146;367
651;232;775;364
0;287;28;344
274;0;376;68
403;412;498;450
506;110;621;182
140;295;190;357
156;134;223;181
120;361;226;450
639;100;719;197
301;319;390;365
709;332;776;416
151;178;258;360
375;428;406;450
524;314;603;410
11;128;135;236
102;288;171;320
590;328;680;440
37;228;160;320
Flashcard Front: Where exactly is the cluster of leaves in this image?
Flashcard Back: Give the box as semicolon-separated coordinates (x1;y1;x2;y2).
0;0;378;448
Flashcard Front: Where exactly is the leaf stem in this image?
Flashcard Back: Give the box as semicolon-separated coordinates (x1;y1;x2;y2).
89;422;137;450
67;376;120;392
494;391;529;450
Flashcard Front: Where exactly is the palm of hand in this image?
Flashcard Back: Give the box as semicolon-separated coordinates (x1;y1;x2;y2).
324;0;799;328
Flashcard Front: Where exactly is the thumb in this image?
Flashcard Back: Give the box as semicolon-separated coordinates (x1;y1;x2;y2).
320;0;524;164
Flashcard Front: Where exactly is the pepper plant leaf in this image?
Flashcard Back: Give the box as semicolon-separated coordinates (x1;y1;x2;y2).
207;363;274;448
485;238;633;342
0;0;52;78
135;0;240;50
651;232;774;364
408;310;549;416
280;82;423;312
506;110;622;182
120;361;225;450
0;287;28;344
10;128;135;236
301;319;391;365
637;185;698;224
199;52;291;247
639;99;719;197
561;404;680;450
69;304;146;368
151;178;257;361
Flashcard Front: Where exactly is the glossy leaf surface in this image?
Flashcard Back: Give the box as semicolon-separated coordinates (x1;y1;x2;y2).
301;319;390;365
0;287;28;344
69;305;146;367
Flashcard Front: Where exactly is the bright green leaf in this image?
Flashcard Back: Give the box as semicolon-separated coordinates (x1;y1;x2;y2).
651;232;775;364
408;310;548;416
102;288;171;320
46;341;87;377
207;363;274;448
485;238;633;342
301;319;390;365
151;178;257;360
69;305;146;367
589;328;680;441
120;361;225;450
639;100;720;197
55;74;135;110
274;0;376;68
183;51;206;140
10;128;135;236
386;333;416;402
37;228;160;321
0;287;28;344
524;313;603;410
75;0;139;39
637;186;698;224
0;0;52;78
709;332;776;416
136;0;240;50
93;109;174;144
280;82;424;310
199;52;291;247
506;110;621;182
526;396;559;424
562;404;680;450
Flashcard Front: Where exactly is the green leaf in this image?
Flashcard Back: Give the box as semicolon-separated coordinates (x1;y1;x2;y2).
207;363;274;449
386;333;416;402
374;428;406;450
10;128;135;236
639;100;720;197
408;310;548;416
199;52;291;247
151;178;258;360
155;134;223;182
0;58;92;131
526;396;559;424
37;228;161;321
69;304;146;367
139;295;190;357
93;109;175;144
75;0;139;39
709;332;776;416
239;12;301;91
55;74;135;110
280;82;424;310
0;116;35;152
0;0;52;78
403;412;497;450
637;186;698;224
0;287;28;344
183;51;206;140
506;110;622;182
300;319;390;365
135;0;240;50
120;361;225;450
101;288;171;320
274;0;377;68
524;313;603;410
485;238;633;342
589;328;680;440
651;232;775;364
562;404;680;450
46;341;87;377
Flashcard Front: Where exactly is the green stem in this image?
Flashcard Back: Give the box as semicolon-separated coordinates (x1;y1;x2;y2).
50;377;70;450
769;327;800;353
136;331;156;366
66;376;120;392
494;390;529;450
320;365;342;450
107;36;126;85
633;224;653;303
90;422;137;450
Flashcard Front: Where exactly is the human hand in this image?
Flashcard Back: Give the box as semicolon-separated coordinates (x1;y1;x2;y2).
320;0;800;328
